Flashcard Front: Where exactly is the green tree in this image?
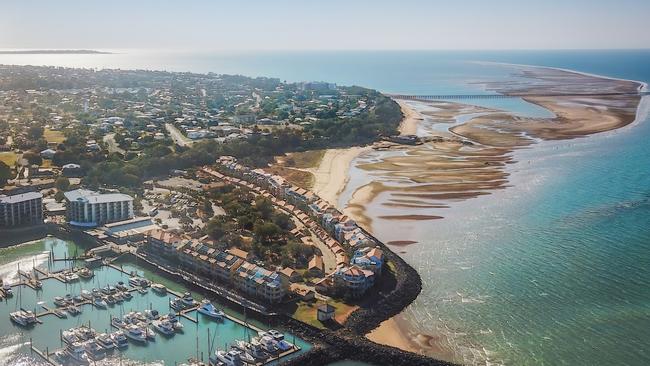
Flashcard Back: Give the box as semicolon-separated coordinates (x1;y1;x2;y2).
55;176;71;191
27;126;44;140
23;152;43;166
0;161;11;186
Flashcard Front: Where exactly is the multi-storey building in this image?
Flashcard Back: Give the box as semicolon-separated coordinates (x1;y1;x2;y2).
0;192;43;227
64;189;133;227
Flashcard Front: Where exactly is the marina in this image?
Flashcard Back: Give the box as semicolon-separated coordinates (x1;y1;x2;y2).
0;237;309;365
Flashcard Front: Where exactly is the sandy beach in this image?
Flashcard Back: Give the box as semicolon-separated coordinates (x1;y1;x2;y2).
367;318;418;353
306;146;371;207
396;100;423;135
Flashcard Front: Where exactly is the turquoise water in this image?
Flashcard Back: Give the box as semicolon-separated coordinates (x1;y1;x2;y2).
1;50;649;365
0;238;310;365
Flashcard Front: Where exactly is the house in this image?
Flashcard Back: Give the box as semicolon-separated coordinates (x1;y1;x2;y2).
62;163;82;177
308;255;325;277
40;148;56;159
227;247;253;261
317;303;336;322
280;267;301;283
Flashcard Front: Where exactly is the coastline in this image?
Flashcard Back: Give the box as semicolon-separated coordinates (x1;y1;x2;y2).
307;146;371;207
396;100;423;135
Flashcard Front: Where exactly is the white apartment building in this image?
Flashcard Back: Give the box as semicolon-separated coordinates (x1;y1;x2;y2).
64;189;133;227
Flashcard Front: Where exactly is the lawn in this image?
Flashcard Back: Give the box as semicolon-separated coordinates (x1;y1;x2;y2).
44;128;66;143
0;152;17;166
286;149;326;169
291;299;358;329
266;166;315;189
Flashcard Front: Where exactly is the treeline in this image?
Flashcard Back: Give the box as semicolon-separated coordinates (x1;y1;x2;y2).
81;93;401;188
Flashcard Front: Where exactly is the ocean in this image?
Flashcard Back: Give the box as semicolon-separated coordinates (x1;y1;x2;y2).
1;49;649;365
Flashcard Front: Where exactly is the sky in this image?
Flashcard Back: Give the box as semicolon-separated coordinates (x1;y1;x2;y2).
1;0;649;50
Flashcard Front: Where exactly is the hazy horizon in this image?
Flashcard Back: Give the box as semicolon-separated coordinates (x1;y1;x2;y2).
2;0;649;51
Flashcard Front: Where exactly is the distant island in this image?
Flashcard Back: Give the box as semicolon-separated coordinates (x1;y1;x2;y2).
0;49;112;54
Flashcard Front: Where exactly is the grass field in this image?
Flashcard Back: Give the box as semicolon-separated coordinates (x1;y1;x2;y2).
285;149;326;169
266;166;315;189
44;128;66;143
0;151;17;166
291;299;358;329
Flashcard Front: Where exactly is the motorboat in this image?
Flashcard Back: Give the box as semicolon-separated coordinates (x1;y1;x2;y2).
84;339;106;360
64;294;74;304
62;329;80;344
230;345;255;364
73;295;84;303
210;349;243;366
96;333;116;351
198;300;225;320
265;329;292;351
111;331;129;349
151;283;167;294
102;285;117;295
64;272;79;282
9;310;37;327
151;319;175;336
54;350;69;363
76;326;96;340
144;309;160;320
164;313;184;332
65;342;90;365
114;292;124;303
31;279;43;289
116;281;128;291
91;288;101;297
68;305;82;315
232;339;250;352
122;291;133;300
94;297;107;308
125;325;147;343
53;308;68;318
137;287;148;294
105;295;116;305
80;289;93;300
145;327;156;340
54;296;68;307
181;292;197;307
128;276;142;287
78;268;94;279
170;297;184;311
248;338;270;360
111;317;126;329
254;335;279;354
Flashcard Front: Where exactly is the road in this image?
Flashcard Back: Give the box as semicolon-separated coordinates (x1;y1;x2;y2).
165;123;193;147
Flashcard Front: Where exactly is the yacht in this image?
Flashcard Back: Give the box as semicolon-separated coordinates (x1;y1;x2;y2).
73;295;84;303
248;338;270;360
91;288;101;297
54;296;68;307
231;346;256;364
111;331;129;349
114;292;124;303
64;272;79;282
76;326;96;341
64;294;74;304
170;297;184;311
144;309;160;320
116;281;129;291
105;295;116;305
102;285;117;295
65;342;90;365
198;300;225;320
122;291;133;300
84;339;106;360
125;325;147;343
78;268;94;279
62;329;80;344
80;290;93;300
151;319;175;336
111;317;126;329
53;350;69;363
9;310;37;327
265;330;292;351
96;333;116;351
53;308;68;318
164;313;184;332
210;349;243;366
94;297;108;308
151;283;167;294
181;292;197;307
144;327;156;340
68;305;82;315
254;335;279;354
